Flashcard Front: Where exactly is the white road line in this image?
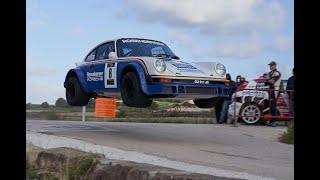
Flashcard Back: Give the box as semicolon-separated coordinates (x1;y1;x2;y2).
26;131;279;180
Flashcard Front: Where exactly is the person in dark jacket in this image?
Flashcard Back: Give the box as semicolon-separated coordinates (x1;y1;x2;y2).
286;68;294;121
266;61;281;127
240;77;247;84
218;74;237;124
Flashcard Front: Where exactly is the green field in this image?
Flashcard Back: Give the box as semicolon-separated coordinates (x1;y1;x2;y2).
26;100;218;124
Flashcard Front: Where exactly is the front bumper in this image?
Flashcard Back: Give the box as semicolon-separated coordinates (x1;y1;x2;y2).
144;81;229;98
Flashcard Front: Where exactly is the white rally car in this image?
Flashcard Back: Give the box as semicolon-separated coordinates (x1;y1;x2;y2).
228;75;290;125
64;38;230;108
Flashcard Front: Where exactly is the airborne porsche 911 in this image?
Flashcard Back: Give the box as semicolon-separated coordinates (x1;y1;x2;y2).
64;38;229;108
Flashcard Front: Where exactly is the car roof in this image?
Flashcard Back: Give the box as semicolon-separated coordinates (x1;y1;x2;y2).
82;38;168;62
96;37;167;47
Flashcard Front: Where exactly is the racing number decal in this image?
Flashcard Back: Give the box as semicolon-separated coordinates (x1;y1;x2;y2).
105;62;117;88
109;68;112;78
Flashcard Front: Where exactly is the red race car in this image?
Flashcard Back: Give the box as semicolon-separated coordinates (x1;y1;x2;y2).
228;75;291;125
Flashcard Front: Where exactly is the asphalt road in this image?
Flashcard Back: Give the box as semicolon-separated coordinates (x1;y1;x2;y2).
27;120;293;180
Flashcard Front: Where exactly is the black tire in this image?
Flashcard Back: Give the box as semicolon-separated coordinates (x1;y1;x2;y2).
193;97;219;108
65;76;90;106
121;72;153;108
239;102;263;125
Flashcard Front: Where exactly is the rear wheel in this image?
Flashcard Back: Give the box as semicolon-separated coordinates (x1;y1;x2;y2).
239;103;263;125
121;72;153;108
65;76;90;106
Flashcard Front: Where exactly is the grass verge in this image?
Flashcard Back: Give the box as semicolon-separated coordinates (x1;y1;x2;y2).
279;122;294;144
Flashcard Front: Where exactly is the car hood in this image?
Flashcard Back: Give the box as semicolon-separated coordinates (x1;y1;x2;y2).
141;57;225;79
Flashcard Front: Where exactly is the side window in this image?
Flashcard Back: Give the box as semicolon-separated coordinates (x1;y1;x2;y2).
123;48;132;55
85;50;96;61
96;42;115;60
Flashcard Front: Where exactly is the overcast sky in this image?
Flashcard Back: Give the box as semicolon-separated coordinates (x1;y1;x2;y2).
27;0;294;104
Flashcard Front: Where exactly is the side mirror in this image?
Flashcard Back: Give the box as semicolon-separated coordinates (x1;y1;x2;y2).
108;52;117;59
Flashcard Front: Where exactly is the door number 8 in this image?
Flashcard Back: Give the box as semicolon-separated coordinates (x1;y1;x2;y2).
109;68;112;78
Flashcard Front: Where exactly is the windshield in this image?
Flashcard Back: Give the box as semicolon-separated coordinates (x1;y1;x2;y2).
116;38;179;59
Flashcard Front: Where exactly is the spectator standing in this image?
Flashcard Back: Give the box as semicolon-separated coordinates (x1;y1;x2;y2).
236;75;241;86
218;74;237;124
240;77;247;84
266;61;281;127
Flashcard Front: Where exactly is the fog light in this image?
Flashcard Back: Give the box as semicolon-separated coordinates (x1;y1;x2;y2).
159;78;172;83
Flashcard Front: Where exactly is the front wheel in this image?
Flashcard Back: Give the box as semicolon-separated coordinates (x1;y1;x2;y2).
239;103;263;125
65;76;90;106
121;72;153;108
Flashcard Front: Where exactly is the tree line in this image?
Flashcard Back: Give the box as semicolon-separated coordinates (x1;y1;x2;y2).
26;98;95;109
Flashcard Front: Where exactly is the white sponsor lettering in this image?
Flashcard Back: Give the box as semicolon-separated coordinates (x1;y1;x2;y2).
242;91;266;98
122;39;164;46
194;80;209;84
87;72;103;81
168;61;203;73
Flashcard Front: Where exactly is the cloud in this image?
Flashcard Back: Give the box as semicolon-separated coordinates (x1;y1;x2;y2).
119;0;291;59
164;30;261;59
268;36;294;53
27;19;43;29
69;27;83;35
165;31;194;48
212;37;263;59
123;0;285;36
26;0;49;29
26;58;68;103
278;64;294;79
27;60;57;77
115;8;129;19
26;79;64;104
164;30;265;59
165;31;293;59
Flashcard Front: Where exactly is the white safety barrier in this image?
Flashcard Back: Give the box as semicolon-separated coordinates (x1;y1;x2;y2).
27;131;278;180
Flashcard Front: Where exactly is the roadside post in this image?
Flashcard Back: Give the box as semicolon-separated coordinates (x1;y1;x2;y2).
82;106;86;122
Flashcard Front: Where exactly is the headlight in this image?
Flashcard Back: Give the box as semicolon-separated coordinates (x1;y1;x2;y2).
154;59;166;73
215;63;226;76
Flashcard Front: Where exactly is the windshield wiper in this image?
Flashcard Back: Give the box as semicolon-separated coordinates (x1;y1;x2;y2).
152;54;180;60
171;55;180;60
152;54;170;58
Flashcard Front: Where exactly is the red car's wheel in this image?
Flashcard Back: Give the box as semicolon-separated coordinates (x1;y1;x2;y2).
239;102;263;125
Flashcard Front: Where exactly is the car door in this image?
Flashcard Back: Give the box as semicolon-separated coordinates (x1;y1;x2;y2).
92;41;116;92
81;41;116;93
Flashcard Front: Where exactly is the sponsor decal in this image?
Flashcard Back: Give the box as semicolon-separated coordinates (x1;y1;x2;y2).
87;72;103;81
194;80;209;84
168;61;203;73
256;82;269;89
105;62;117;88
122;39;164;46
242;91;266;98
